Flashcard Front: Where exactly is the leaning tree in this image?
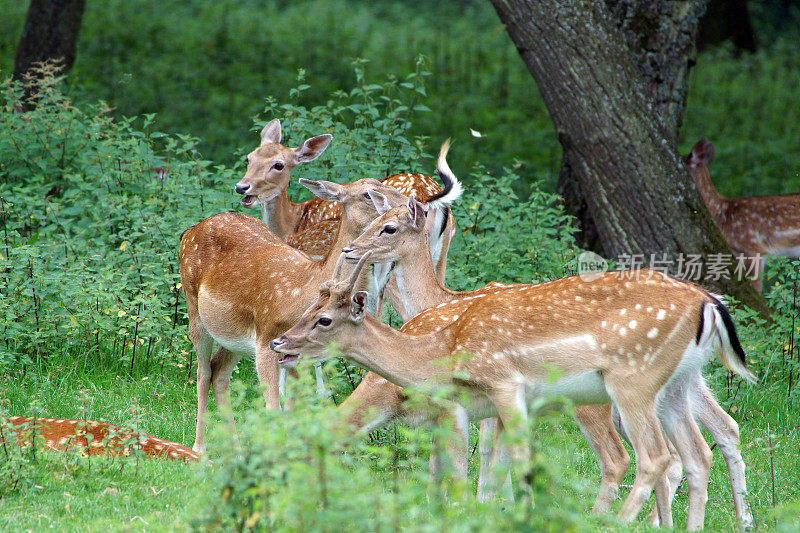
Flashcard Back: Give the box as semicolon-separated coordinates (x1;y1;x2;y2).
489;0;766;313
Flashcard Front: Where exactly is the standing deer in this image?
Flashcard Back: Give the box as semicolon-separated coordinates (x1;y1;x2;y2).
2;416;198;461
337;197;754;527
234;121;458;392
181;148;462;453
271;252;754;530
687;138;800;291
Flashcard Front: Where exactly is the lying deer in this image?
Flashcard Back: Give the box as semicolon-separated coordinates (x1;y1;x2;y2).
687;138;800;291
180;151;462;454
2;416;198;461
336;196;754;527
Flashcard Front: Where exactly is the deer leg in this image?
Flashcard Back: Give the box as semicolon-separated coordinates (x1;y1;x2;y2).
429;403;469;486
691;377;753;529
491;387;534;503
659;393;713;531
477;417;514;502
255;345;283;410
574;404;631;514
314;363;327;396
210;347;243;448
606;383;671;524
189;319;215;454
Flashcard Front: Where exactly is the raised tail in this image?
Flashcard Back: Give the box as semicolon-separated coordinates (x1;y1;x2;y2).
700;295;756;383
427;138;463;211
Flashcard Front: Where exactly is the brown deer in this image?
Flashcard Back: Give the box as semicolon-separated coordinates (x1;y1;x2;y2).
235;119;456;272
686;138;800;291
2;416;198;461
271;250;754;530
181;149;462;454
335;197;754;527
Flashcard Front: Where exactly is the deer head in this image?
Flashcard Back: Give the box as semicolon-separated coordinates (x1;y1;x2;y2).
235;119;332;208
271;251;373;366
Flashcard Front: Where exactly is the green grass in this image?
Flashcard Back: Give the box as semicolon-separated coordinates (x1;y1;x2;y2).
2;354;799;531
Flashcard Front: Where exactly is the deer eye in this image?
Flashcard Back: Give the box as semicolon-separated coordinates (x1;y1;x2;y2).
362;192;371;199
316;316;332;327
273;161;285;171
381;225;397;235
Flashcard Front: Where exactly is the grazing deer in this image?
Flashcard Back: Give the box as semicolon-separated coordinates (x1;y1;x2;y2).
338;197;754;527
181;157;462;454
235;119;456;274
2;416;198;461
686;138;800;291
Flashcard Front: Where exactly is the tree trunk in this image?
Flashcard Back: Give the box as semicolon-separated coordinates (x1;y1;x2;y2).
557;0;705;252
13;0;86;107
490;0;766;313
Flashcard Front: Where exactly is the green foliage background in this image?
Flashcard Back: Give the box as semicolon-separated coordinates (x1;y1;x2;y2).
1;0;800;530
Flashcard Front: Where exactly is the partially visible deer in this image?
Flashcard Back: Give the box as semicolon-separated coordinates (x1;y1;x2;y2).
235;122;458;393
272;248;754;530
181;154;462;453
337;198;754;528
686;139;800;291
2;416;198;461
235;119;456;273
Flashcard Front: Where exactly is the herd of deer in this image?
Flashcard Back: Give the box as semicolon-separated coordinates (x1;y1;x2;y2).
8;120;800;529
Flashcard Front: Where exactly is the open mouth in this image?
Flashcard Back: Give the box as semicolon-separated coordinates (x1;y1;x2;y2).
277;353;300;365
241;195;258;208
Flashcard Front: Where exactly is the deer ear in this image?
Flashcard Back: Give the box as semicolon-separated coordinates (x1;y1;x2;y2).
350;291;368;323
296;134;332;163
689;139;715;167
406;195;426;229
260;119;282;145
300;179;344;202
367;190;393;215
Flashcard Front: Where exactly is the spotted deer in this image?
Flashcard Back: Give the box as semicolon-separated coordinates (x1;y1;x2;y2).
338;197;754;527
687;138;800;291
181;164;462;454
2;416;198;461
235;119;456;273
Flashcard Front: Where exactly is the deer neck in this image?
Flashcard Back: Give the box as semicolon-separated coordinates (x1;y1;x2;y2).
391;237;457;321
260;189;301;237
693;166;728;221
345;316;455;389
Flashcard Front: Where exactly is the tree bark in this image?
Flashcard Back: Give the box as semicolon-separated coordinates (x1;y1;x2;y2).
490;0;766;313
557;0;705;252
12;0;86;107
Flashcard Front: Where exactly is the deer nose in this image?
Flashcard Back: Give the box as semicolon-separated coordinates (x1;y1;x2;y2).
270;337;284;351
235;183;250;195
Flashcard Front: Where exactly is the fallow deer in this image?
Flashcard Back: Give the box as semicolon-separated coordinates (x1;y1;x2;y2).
687;138;800;291
235;119;456;274
339;197;754;527
180;159;462;454
272;246;755;530
2;416;198;461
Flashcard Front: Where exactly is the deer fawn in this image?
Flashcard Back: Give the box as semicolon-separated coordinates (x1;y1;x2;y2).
3;416;198;461
181;146;462;453
338;197;754;527
687;138;800;291
272;242;755;530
